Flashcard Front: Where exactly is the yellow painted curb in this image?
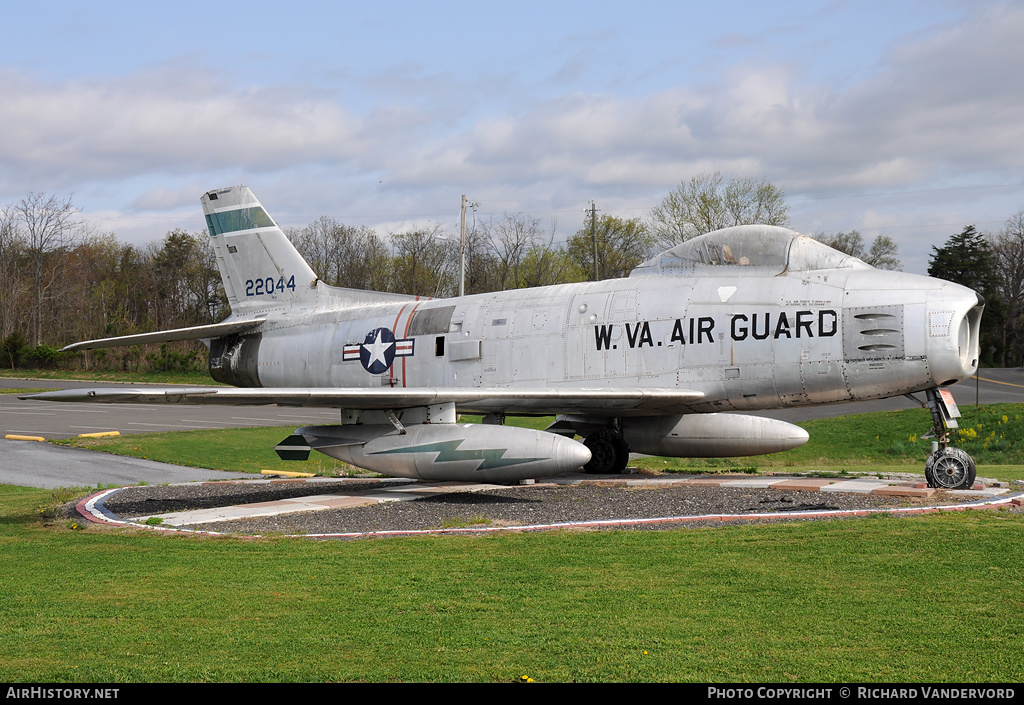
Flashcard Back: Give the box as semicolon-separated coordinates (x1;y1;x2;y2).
77;431;121;438
261;470;316;478
5;434;45;442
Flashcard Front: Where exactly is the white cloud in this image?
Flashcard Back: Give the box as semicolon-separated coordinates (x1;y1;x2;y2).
0;70;364;186
1;2;1022;272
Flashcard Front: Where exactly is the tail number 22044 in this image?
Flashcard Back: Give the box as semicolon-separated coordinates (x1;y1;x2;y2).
246;275;296;297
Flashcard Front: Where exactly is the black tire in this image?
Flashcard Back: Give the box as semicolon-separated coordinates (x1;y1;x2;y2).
924;447;977;490
583;429;630;474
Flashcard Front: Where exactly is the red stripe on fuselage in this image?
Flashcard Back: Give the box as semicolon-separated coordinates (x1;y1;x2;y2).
401;302;424;388
388;304;410;387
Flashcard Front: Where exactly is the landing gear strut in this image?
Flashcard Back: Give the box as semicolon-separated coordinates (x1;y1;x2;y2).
583;428;630;474
918;388;976;490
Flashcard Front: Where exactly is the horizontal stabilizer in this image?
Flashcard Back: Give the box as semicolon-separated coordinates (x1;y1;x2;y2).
23;385;705;417
61;319;266;352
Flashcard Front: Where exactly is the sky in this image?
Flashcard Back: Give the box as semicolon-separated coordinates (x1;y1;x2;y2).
1;0;1022;274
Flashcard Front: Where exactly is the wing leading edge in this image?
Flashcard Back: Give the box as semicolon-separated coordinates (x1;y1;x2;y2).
60;319;267;352
22;386;704;416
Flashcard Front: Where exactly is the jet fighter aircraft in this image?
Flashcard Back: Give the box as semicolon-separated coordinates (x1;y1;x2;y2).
26;186;985;488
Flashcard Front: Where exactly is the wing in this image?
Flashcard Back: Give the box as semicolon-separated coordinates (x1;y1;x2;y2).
22;385;704;416
60;318;266;352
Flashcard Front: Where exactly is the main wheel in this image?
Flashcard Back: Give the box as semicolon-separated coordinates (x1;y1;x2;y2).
583;429;630;474
924;447;976;490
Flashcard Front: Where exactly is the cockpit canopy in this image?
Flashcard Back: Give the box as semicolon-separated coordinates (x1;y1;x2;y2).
630;224;873;277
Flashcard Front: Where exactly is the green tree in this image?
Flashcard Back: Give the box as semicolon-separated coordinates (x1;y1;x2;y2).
149;230;226;330
928;225;1001;364
516;245;583;288
649;172;789;249
866;235;901;270
567;213;654;281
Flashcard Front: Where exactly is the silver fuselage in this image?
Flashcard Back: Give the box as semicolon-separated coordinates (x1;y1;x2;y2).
220;265;982;416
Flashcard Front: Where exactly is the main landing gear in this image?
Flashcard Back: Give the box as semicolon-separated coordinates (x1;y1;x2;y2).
583;428;630;474
915;388;977;490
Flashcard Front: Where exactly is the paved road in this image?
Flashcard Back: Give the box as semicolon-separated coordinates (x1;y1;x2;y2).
0;441;242;489
1;378;341;439
3;371;1022;489
756;369;1024;422
2;378;341;489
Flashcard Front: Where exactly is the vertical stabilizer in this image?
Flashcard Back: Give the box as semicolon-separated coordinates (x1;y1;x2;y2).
201;186;318;310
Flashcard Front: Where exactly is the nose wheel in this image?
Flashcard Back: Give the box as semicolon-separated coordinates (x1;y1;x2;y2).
924;447;976;490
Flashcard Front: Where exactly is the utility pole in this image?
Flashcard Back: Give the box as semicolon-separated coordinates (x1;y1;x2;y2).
459;195;478;297
590;201;599;281
460;195;467;297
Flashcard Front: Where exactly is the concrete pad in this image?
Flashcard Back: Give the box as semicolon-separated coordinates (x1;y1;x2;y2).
873;486;937;498
389;485;454;494
278;493;350;503
770;479;837;491
949;487;1011;498
356;492;428;503
820;480;892;494
308;497;378;509
720;479;784;488
242;499;299;509
148;501;335;526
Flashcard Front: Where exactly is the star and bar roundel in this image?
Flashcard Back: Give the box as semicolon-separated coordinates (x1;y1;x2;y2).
343;327;415;374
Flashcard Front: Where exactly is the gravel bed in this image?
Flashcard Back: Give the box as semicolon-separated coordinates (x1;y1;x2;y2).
93;479;1008;537
105;480;394;516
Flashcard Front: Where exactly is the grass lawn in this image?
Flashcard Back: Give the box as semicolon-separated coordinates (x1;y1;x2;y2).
62;425;357;477
1;484;1022;682
0;368;218;385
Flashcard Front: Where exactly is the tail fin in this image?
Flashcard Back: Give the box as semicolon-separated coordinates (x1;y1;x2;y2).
201;186;318;310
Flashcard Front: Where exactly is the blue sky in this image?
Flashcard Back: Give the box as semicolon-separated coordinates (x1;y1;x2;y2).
1;0;1022;273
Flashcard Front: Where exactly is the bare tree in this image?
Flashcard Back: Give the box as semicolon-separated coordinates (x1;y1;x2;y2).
992;211;1024;366
291;216;391;291
14;193;78;344
649;172;789;249
483;213;547;290
0;206;28;340
814;230;901;270
724;176;790;229
461;223;499;295
816;230;867;258
389;226;456;297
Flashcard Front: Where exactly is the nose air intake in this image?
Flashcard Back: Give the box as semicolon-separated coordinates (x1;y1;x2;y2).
958;293;985;375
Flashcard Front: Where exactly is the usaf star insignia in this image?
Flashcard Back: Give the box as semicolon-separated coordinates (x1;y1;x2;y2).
343;327;415;374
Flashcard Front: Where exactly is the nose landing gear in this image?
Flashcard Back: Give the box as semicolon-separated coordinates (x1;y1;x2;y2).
918;387;977;490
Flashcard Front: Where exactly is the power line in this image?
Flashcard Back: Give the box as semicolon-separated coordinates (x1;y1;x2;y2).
790;181;1024;203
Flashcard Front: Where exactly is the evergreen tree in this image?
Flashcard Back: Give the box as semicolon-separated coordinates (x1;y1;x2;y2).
928;226;1001;364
